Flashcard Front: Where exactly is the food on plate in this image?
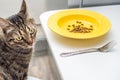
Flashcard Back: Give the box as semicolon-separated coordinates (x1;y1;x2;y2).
67;20;93;33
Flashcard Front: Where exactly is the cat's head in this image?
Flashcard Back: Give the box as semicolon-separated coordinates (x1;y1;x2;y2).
0;0;37;49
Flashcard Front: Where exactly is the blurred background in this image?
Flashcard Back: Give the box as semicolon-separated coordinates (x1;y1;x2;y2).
0;0;120;24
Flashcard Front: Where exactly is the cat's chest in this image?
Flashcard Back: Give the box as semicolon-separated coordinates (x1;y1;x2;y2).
0;47;32;68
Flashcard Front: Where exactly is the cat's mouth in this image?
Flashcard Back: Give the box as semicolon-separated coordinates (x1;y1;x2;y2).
20;44;33;49
26;45;33;49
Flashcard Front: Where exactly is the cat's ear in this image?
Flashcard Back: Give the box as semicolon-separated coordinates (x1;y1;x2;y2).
19;0;30;19
0;17;15;34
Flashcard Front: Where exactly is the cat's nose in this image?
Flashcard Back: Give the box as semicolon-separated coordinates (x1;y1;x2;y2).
27;39;33;45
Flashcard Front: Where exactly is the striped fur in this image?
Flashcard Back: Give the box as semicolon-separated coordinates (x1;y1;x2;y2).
0;0;36;80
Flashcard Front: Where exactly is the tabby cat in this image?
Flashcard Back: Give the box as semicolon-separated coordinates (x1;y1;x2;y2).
0;0;37;80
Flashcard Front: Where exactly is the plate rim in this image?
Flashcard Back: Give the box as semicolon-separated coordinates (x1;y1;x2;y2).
47;9;111;39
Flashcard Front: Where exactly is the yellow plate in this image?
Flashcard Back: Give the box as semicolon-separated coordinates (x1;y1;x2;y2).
48;9;111;39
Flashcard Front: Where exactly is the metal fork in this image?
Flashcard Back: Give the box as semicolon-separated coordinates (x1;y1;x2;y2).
60;41;117;57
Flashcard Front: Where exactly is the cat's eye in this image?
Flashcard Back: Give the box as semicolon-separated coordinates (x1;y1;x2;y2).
29;29;35;34
16;36;22;41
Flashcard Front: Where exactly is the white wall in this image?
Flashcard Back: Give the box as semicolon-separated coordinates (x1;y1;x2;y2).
0;0;20;18
27;0;68;23
0;0;67;24
0;0;120;23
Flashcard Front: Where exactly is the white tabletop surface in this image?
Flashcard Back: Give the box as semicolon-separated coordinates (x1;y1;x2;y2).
40;5;120;80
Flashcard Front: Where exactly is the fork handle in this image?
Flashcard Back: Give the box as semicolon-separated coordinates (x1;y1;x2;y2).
60;48;98;57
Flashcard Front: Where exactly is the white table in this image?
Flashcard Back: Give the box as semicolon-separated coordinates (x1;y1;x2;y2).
40;5;120;80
